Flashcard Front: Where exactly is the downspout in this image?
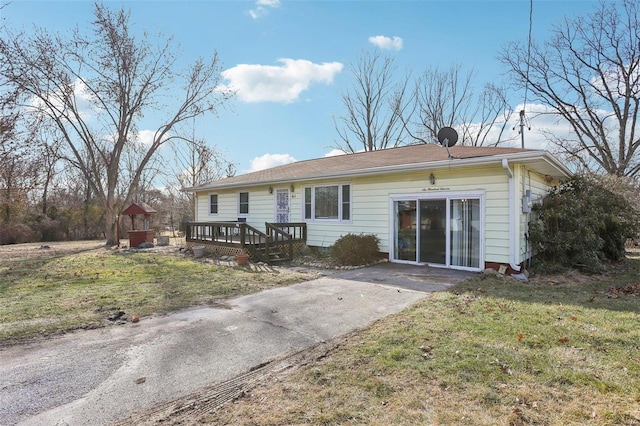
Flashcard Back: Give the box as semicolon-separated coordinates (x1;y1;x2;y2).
501;159;521;272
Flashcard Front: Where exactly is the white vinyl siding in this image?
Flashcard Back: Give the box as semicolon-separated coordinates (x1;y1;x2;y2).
193;163;555;268
518;167;557;264
195;186;300;228
299;167;509;263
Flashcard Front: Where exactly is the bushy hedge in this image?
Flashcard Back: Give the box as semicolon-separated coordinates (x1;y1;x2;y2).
331;233;381;266
0;222;36;245
529;174;640;272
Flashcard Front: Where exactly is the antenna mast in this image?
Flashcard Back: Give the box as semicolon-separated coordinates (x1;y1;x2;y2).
519;109;525;149
520;0;534;149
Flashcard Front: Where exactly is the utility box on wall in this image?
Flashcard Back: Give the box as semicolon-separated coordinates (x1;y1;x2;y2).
522;189;532;213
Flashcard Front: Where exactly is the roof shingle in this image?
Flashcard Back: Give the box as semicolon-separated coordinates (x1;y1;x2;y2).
191;144;557;191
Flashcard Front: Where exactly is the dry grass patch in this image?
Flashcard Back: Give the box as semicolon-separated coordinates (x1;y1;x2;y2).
194;253;640;425
0;240;312;345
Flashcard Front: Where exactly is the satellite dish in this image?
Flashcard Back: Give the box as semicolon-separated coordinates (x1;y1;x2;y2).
437;127;458;147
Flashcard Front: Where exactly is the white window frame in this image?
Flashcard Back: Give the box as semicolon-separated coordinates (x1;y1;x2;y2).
303;183;352;222
238;191;249;216
388;190;485;272
209;193;219;216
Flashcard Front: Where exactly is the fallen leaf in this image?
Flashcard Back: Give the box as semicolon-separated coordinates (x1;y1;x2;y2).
558;337;569;343
518;333;524;342
135;377;146;384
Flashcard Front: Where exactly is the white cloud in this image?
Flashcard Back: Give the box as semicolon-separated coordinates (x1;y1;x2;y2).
368;35;403;51
28;78;96;122
324;148;347;157
248;153;296;172
249;0;281;19
134;129;157;146
220;59;343;104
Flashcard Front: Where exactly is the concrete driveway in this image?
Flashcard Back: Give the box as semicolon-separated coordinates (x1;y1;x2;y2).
1;265;473;426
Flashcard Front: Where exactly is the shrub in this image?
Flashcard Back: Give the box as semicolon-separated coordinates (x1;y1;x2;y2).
331;233;381;266
29;216;67;242
529;174;640;272
0;222;36;245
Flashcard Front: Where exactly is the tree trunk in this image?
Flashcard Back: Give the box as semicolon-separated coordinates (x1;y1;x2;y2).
104;208;119;246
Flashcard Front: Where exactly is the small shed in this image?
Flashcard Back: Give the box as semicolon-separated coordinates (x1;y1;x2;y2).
122;202;157;247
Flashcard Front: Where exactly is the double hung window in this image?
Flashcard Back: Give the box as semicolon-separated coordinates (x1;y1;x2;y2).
304;184;350;221
238;192;249;215
209;194;218;215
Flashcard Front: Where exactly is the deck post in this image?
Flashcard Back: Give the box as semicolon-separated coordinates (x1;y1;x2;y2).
265;235;271;262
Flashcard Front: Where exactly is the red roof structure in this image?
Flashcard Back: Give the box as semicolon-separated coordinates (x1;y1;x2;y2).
121;202;157;216
122;202;157;231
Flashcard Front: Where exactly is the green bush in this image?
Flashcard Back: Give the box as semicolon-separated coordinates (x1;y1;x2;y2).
529;174;640;272
331;233;381;266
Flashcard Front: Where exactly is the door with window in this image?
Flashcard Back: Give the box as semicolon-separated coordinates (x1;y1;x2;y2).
275;188;290;223
392;194;482;270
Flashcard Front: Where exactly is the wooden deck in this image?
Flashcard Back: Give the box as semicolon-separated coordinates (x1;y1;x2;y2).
185;221;307;263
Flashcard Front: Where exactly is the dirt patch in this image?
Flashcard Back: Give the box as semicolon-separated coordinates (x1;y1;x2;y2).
528;270;599;287
116;337;348;425
608;283;640;297
0;240;107;262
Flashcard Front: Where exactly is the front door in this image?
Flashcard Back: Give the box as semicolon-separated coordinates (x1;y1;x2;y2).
275;188;290;223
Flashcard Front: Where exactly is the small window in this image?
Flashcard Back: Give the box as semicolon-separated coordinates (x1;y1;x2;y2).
239;192;249;215
303;183;351;222
341;185;350;220
304;187;312;220
209;194;218;215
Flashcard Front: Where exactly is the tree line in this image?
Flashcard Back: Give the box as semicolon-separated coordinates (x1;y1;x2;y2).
1;0;639;245
0;3;234;245
335;0;640;181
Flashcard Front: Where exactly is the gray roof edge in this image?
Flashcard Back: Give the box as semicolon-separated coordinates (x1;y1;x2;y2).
188;150;570;192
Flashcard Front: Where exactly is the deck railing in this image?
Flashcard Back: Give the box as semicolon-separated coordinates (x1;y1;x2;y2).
186;221;244;246
185;221;307;263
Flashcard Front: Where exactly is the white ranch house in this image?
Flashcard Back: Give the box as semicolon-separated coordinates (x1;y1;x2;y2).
186;144;570;273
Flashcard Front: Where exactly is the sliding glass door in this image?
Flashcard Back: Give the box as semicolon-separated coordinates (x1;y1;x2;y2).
419;200;446;264
392;194;482;270
450;199;480;268
395;201;417;261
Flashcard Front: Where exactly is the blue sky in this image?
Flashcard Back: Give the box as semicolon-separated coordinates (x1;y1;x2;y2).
3;0;598;175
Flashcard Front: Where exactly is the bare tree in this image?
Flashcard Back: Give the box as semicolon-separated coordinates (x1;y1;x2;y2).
165;136;235;225
334;50;411;152
0;86;45;223
0;2;233;245
500;0;640;176
403;64;514;146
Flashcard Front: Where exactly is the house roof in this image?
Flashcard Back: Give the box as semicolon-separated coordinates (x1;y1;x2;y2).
190;144;572;192
121;202;157;216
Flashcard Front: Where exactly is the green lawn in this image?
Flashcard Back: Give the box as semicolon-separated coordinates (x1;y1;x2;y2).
0;241;311;345
205;252;640;426
3;241;639;424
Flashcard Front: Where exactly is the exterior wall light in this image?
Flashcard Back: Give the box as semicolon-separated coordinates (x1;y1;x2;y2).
290;184;295;192
429;173;436;185
268;186;273;194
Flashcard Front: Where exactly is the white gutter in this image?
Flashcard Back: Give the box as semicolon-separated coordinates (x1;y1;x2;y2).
502;159;521;272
